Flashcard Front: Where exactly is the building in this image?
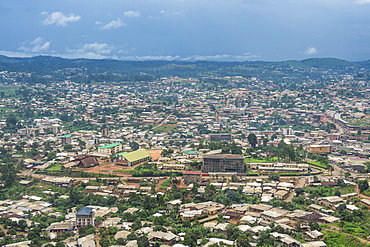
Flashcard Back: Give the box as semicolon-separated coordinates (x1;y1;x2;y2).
76;207;94;227
77;157;99;168
209;134;232;142
102;128;110;137
183;171;202;185
46;221;75;236
98;143;123;155
42;177;75;187
309;145;332;154
202;154;245;173
61;134;72;145
248;162;309;173
115;149;151;166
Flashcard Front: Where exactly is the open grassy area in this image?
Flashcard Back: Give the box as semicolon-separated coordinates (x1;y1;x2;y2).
344;118;370;128
0;85;19;97
244;157;278;163
153;124;178;133
46;163;63;171
323;228;370;247
113;169;134;173
307;161;328;169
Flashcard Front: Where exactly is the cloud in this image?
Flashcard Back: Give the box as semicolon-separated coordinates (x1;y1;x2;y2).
65;43;115;59
118;53;259;61
304;46;318;55
355;0;370;4
124;10;141;17
101;18;126;30
18;37;51;53
0;50;33;58
81;43;112;54
160;10;184;16
42;12;80;27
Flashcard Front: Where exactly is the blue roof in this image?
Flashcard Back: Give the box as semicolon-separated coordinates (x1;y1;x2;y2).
76;207;93;216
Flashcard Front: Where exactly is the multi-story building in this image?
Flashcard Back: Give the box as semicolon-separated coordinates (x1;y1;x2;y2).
76;207;94;227
98;143;123;155
209;134;232;142
201;154;245;173
61;134;72;145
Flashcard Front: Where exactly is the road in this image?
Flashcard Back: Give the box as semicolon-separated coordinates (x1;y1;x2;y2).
285;177;307;202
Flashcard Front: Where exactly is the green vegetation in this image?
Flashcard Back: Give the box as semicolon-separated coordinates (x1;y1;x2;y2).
46;163;63;171
344;118;370;127
307;161;328;169
132;162;182;177
244;157;278;163
159;179;172;190
323;231;370;247
153;125;178;133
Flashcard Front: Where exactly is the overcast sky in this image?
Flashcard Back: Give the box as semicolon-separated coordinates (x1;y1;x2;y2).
0;0;370;61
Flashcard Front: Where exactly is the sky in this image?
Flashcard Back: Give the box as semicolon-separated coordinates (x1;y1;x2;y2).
0;0;370;62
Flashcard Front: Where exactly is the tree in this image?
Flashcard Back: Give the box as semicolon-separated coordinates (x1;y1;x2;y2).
247;133;257;148
137;236;149;247
358;180;369;192
64;144;73;152
295;188;304;196
6;114;18;129
129;141;139;151
56;242;66;247
0;163;18;188
99;238;110;247
269;174;280;181
344;172;351;179
235;233;252;247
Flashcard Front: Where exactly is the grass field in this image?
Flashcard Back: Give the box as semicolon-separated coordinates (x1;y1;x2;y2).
46;164;63;171
307;161;328;169
153;125;178;133
0;85;19;97
244;157;278;163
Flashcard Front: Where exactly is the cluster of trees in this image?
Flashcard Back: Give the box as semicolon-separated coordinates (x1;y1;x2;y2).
131;162;182;177
198;141;242;154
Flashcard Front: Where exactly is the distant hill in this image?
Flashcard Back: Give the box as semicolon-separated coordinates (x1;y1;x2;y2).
278;58;357;68
0;55;368;84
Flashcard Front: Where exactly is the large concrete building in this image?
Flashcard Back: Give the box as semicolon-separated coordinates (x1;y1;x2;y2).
201;154;245;173
209;133;232;142
76;207;94;227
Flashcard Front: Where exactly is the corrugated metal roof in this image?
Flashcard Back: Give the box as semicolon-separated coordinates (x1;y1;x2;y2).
123;149;151;162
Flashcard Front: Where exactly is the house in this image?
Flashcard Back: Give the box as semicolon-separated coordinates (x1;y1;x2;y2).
19;180;33;187
78;156;99;168
261;210;284;222
76;207;95;227
300;241;327;247
319;216;340;224
42;177;75;187
183;171;202;185
319;196;344;207
167;200;182;210
114;230;131;240
270;232;301;247
46;221;75;237
76;234;96;247
305;230;324;240
147;231;179;245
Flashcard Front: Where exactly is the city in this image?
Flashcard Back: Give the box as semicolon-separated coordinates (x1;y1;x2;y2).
0;57;369;247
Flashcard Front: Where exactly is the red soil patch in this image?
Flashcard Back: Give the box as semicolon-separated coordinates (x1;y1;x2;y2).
147;150;162;161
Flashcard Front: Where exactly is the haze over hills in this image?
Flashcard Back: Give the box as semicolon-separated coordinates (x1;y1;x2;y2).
0;55;369;84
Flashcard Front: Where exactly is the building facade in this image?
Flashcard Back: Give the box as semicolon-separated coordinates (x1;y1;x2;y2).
76;207;95;227
201;154;245;173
